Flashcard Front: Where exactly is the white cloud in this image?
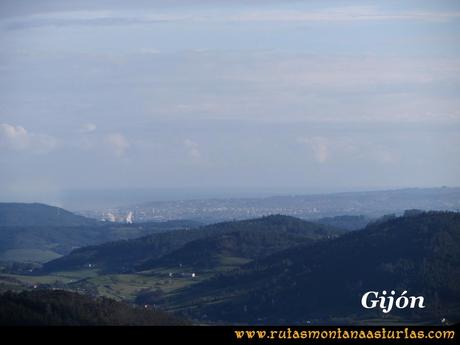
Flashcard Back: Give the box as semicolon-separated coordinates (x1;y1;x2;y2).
372;147;399;165
209;54;460;124
297;135;400;166
230;7;460;23
4;6;460;29
0;123;57;153
184;139;201;160
105;133;129;156
80;122;97;133
297;136;330;163
225;56;460;88
0;123;28;150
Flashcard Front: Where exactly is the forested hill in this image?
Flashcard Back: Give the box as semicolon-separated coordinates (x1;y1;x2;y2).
43;215;345;273
169;211;460;324
0;203;200;263
313;215;371;231
0;290;184;325
0;203;97;227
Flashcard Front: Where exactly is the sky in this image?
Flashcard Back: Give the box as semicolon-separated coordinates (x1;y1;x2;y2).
1;0;460;208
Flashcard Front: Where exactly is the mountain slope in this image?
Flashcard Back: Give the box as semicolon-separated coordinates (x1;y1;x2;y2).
43;215;345;273
313;215;371;231
0;289;184;325
168;211;460;324
0;203;200;263
140;216;342;271
0;203;97;227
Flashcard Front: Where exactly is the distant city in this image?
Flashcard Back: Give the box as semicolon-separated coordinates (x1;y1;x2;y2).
79;187;460;223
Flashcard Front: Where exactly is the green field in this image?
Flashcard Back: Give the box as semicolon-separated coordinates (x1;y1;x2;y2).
0;267;209;305
0;249;62;263
0;251;256;316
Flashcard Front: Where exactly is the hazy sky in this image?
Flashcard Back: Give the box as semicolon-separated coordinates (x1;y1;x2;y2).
1;0;460;206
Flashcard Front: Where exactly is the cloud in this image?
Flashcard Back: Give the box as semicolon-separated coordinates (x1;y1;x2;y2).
79;122;97;133
225;55;460;89
201;54;460;123
372;147;398;165
184;139;201;160
231;7;460;23
105;133;129;156
0;123;57;153
0;123;28;150
297;135;400;166
297;136;330;163
297;135;360;164
3;6;460;30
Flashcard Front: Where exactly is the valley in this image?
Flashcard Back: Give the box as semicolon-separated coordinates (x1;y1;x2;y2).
1;203;459;325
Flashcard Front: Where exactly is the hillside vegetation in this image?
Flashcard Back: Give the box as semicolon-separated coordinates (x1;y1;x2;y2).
167;212;460;324
43;215;344;273
0;203;199;263
0;289;184;325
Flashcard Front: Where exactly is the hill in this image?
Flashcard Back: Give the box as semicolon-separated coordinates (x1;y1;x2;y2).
313;215;371;231
0;203;97;227
43;215;345;273
140;216;342;271
0;203;200;263
0;289;184;325
167;211;460;324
